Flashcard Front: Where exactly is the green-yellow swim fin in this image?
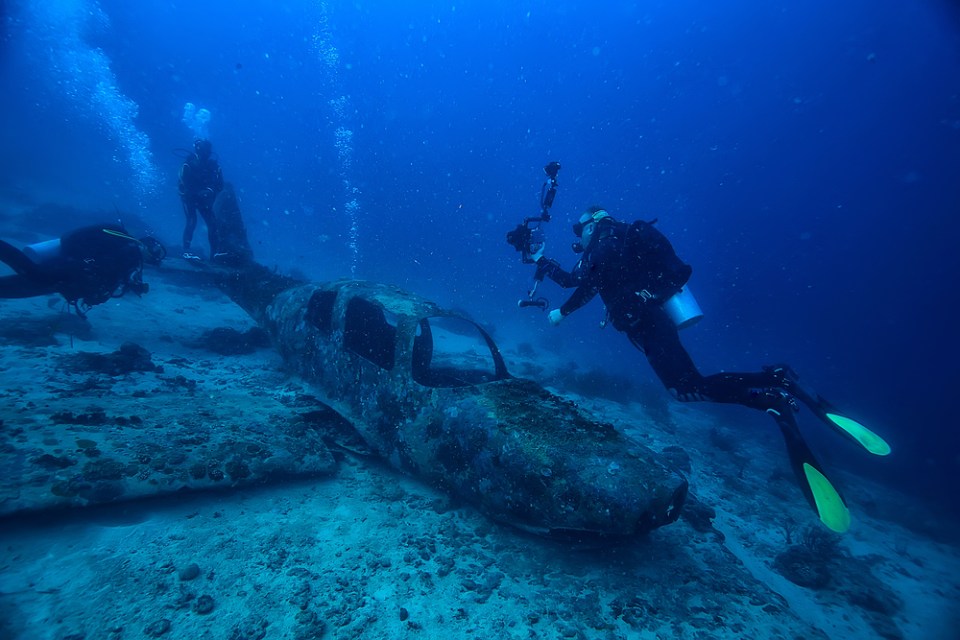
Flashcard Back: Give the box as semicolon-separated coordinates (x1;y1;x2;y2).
770;365;892;457
803;462;851;533
825;413;891;456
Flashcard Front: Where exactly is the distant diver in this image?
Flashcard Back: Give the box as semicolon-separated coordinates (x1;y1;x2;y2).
526;205;890;533
0;224;165;317
178;138;224;261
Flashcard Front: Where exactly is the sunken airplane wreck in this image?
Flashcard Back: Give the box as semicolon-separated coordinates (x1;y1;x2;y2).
216;264;688;539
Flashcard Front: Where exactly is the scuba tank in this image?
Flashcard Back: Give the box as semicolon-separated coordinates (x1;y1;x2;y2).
663;286;704;329
22;239;61;264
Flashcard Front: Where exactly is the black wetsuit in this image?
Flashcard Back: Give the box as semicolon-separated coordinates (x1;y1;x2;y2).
0;224;145;315
179;153;223;254
539;217;867;524
540;218;789;412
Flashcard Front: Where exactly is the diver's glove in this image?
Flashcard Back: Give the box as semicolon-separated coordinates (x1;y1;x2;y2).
548;309;565;326
530;243;545;263
534;256;561;282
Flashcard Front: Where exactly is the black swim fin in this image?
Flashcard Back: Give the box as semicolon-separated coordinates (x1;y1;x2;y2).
766;399;851;533
767;365;891;456
0;240;60;300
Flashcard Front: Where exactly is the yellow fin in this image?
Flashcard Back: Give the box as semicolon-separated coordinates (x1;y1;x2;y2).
102;228;137;241
826;413;891;456
803;463;851;533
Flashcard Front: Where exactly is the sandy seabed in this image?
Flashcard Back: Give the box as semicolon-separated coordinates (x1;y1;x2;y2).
0;268;958;640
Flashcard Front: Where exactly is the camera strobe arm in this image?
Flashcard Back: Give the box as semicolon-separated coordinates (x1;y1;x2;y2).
539;161;561;221
503;161;562;309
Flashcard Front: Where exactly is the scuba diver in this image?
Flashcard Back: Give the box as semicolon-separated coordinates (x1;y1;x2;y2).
0;224;165;317
530;205;891;532
178;138;224;260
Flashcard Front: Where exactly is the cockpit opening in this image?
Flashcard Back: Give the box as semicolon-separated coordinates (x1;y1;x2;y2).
412;316;503;387
306;290;337;333
344;297;397;370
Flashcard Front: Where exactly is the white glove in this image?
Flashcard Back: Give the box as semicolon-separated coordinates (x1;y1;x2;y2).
530;242;545;263
548;309;564;326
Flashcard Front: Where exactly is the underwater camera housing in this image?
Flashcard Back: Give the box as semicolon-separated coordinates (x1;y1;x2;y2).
506;222;541;263
505;161;561;263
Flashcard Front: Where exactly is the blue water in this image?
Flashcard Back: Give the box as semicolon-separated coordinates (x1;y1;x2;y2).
3;1;959;518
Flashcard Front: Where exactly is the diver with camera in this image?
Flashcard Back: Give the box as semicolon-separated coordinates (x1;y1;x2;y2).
0;223;164;317
505;164;890;533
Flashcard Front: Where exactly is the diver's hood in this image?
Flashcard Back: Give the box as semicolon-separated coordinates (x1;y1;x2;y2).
577;209;611;251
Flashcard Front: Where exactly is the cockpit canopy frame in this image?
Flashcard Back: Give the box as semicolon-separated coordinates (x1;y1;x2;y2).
305;281;510;388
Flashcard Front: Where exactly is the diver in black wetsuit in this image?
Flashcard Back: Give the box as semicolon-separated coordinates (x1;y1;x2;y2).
0;224;164;317
179;138;224;260
534;206;890;532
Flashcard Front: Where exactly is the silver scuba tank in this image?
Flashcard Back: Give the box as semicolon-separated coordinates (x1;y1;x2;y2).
663;286;704;329
22;239;62;264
